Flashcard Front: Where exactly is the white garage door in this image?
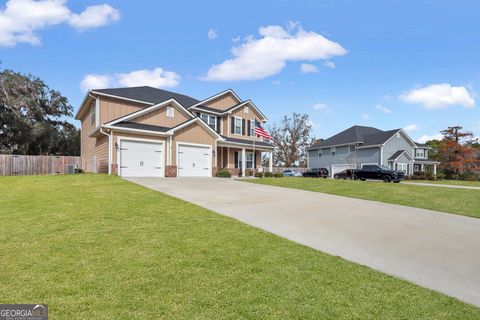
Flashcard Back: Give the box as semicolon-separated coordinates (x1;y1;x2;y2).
331;164;356;177
119;140;164;177
178;144;211;177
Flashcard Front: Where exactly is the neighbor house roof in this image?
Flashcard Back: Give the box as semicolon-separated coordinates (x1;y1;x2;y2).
93;86;200;107
309;126;383;149
388;150;414;161
308;125;414;150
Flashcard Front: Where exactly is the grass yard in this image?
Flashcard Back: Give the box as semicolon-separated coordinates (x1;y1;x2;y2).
1;175;479;319
246;177;480;219
407;179;480;187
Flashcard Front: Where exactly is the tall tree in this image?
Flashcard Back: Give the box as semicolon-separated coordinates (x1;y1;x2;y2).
268;113;313;166
0;69;80;155
440;126;473;143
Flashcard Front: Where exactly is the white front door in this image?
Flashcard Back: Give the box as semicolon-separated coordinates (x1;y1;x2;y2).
119;140;164;177
177;144;211;177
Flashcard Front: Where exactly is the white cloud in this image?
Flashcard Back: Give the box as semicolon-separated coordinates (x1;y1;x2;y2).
375;104;392;114
208;28;219;40
322;61;336;69
80;74;112;92
312;102;331;113
69;4;120;31
231;36;240;42
300;63;319;74
361;113;371;120
0;0;120;47
400;83;475;109
307;119;321;129
403;124;419;132
80;67;180;92
202;22;347;81
417;133;443;143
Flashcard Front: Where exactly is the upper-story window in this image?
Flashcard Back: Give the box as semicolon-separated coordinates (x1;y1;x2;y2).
89;103;95;126
331;147;336;156
166;106;174;118
318;149;322;157
349;145;356;152
234;117;242;135
249;119;255;136
244;106;249;113
415;148;425;158
200;113;217;131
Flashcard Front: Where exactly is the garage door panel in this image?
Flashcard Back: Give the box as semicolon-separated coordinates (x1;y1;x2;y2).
120;140;164;177
178;144;211;177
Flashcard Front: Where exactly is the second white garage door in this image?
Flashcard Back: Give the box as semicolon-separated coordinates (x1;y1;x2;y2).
177;144;211;177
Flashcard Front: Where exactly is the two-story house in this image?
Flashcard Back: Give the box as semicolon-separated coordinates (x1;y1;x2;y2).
75;86;274;177
307;125;440;177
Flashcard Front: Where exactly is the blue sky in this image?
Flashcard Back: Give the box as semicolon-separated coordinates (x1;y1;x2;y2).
1;0;479;142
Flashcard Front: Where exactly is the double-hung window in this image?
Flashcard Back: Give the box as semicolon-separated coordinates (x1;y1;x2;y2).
349;145;356;153
318;149;322;157
415;148;425;158
238;152;254;169
249;119;255;136
331;147;336;156
234;117;242;135
200;113;217;131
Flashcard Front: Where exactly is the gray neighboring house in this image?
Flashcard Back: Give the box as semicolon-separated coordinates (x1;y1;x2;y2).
307;125;440;177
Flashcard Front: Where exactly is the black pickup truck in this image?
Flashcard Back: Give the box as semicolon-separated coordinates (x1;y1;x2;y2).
352;164;405;183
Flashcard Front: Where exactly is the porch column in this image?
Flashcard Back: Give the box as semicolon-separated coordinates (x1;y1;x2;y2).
268;151;273;173
433;164;437;177
226;147;230;168
242;148;246;176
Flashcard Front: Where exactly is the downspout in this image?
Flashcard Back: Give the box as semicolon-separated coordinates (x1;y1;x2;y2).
99;126;112;175
380;145;384;166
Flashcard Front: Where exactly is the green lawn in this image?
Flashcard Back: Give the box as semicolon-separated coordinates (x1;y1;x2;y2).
246;178;480;219
407;180;480;187
1;175;479;319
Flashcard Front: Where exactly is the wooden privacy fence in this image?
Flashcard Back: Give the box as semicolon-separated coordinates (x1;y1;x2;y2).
0;155;82;176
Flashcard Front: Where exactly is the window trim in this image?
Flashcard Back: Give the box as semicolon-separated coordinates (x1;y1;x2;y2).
238;151;254;169
234;116;242;135
318;149;322;157
349;144;356;153
200;113;217;131
166;106;175;118
331;147;336;156
415;148;425;159
249;119;255;136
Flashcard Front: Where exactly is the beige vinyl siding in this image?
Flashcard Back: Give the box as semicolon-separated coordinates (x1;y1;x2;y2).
95;135;109;173
110;131;167;166
227;103;264;142
80;105;97;172
172;122;216;167
131;104;189;128
202;93;239;111
99;97;147;124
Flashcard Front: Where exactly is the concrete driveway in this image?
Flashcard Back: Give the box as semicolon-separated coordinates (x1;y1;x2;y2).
126;177;480;307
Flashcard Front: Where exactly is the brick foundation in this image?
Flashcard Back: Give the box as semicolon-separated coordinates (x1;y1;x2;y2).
165;165;177;177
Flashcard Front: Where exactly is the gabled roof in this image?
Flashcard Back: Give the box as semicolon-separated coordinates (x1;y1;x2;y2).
188;89;241;109
113;122;170;133
93;86;199;107
388;150;414;161
309;126;383;149
308;125;418;150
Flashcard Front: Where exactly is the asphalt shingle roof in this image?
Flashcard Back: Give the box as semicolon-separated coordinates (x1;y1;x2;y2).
113;121;170;132
388;150;407;160
94;86;200;107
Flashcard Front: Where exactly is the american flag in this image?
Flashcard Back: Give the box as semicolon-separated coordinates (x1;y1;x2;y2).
254;119;272;140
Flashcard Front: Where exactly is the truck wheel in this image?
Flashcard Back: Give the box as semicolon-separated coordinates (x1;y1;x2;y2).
383;176;392;183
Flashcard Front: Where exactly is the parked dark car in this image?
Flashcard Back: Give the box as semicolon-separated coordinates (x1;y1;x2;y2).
334;169;354;179
303;168;329;178
352;165;405;183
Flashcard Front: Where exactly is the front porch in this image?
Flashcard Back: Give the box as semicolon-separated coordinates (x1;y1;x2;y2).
414;160;440;176
217;140;274;176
